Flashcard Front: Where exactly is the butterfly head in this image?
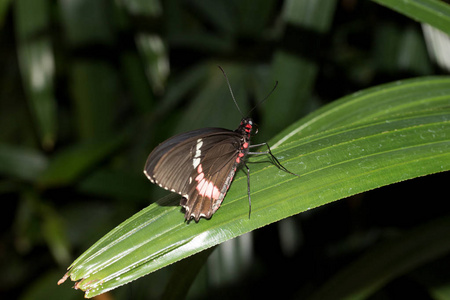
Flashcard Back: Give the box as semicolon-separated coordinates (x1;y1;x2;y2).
237;117;257;137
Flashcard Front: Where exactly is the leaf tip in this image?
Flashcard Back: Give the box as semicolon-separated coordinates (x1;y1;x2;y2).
57;272;69;285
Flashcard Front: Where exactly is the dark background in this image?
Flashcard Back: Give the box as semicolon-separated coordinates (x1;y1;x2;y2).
0;0;449;299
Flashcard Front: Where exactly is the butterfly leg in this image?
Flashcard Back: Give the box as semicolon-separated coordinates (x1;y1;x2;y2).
244;162;251;219
248;142;298;176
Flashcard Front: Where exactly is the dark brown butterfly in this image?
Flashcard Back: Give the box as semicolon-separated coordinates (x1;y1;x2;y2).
144;68;297;221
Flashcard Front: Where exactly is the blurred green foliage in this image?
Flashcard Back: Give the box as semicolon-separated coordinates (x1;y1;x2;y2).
0;0;449;299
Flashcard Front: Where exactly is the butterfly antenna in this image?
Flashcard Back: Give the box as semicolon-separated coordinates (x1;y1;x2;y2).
218;66;245;118
247;80;278;116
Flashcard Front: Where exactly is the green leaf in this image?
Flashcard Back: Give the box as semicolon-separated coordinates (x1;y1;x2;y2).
0;0;11;29
59;0;115;46
59;77;450;298
70;62;120;140
77;169;151;201
372;0;450;35
14;0;56;149
266;0;338;137
0;144;47;181
38;136;125;188
307;216;450;300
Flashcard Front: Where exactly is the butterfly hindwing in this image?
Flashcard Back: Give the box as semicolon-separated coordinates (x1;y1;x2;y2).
182;138;241;220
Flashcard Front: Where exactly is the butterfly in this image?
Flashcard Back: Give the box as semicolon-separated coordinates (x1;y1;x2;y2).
144;67;297;221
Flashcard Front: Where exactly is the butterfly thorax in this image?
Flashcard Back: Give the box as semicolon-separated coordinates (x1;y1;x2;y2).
232;117;254;165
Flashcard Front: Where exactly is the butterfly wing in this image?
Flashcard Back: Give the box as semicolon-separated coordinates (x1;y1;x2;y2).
144;128;242;221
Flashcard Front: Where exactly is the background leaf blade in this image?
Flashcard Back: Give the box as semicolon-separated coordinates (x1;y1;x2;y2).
372;0;450;35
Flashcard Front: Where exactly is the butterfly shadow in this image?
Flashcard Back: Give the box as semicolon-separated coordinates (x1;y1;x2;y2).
153;193;196;221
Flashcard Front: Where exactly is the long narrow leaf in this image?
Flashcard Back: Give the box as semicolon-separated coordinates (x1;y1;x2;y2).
373;0;450;35
14;0;56;149
59;76;450;298
0;144;47;181
307;216;450;300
